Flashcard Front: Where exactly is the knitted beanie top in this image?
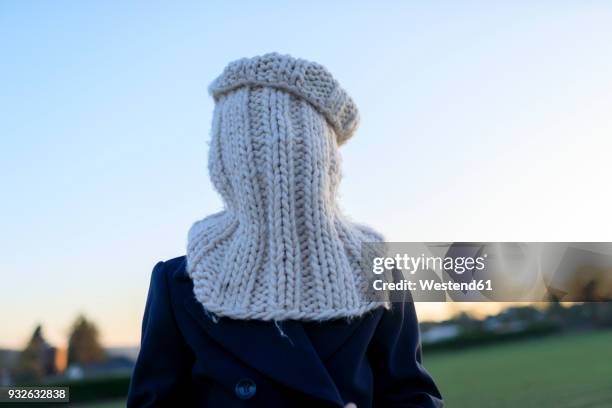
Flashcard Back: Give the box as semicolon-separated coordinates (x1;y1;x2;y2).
187;53;385;321
208;53;360;145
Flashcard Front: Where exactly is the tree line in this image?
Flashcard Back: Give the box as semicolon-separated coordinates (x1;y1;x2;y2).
12;314;106;383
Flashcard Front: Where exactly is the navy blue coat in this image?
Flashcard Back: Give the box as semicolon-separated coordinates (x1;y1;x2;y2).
127;256;443;407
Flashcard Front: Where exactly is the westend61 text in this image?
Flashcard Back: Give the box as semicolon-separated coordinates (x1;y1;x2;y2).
373;279;493;292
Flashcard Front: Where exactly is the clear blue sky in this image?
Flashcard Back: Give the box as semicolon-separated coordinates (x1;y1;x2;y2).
1;1;611;348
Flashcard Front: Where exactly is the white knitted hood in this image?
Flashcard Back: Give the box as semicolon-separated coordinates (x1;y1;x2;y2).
187;53;386;321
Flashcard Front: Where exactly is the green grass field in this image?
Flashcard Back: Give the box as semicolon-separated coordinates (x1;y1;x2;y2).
72;401;124;408
70;331;612;407
425;330;612;407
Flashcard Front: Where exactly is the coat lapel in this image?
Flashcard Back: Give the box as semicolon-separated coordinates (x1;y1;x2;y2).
301;316;372;361
182;294;345;406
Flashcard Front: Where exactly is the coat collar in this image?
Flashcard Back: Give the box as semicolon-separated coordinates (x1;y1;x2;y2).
173;260;346;406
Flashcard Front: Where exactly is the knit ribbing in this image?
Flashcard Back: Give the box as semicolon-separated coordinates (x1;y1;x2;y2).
187;54;386;321
208;53;360;145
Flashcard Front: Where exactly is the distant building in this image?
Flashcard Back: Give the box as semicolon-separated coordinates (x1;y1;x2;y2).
40;345;69;377
421;324;460;343
65;356;134;380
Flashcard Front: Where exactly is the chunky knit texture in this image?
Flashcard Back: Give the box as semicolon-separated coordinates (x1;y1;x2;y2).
187;53;386;321
208;53;360;145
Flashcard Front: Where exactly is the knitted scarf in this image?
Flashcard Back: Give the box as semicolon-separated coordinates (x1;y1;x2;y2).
187;53;386;321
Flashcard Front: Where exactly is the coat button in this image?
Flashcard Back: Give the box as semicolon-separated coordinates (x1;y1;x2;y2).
235;378;256;400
